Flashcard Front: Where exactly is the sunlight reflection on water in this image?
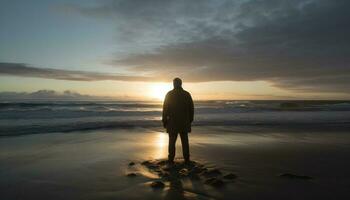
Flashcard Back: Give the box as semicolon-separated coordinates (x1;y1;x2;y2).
153;132;168;159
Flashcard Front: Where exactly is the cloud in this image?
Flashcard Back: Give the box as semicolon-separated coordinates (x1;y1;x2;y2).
71;0;350;94
0;62;153;82
0;90;113;100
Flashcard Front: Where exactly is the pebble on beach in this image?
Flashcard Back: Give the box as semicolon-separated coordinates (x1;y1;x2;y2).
223;173;237;180
126;172;137;177
205;177;225;187
279;173;313;180
150;181;165;189
201;168;222;177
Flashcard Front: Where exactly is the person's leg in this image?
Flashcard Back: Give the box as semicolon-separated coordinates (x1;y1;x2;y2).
168;132;178;163
179;132;190;162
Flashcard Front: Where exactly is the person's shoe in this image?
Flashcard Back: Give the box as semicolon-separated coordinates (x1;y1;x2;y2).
184;159;191;166
162;160;174;171
167;160;174;165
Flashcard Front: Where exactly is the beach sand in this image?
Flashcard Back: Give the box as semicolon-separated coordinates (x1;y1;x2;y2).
1;126;350;200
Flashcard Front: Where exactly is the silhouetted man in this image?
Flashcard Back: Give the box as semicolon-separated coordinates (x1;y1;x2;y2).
162;78;194;164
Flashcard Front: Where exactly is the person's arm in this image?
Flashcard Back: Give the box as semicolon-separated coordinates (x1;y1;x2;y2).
162;93;169;128
189;93;194;123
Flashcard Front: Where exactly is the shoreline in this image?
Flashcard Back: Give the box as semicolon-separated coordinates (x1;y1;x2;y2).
2;121;350;137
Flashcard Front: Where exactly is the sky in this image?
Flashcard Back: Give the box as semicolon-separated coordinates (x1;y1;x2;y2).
0;0;349;100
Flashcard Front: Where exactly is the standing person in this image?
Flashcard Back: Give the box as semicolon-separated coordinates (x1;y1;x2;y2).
162;78;194;164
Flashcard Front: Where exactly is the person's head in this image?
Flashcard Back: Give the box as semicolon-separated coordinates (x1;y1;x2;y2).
173;78;182;89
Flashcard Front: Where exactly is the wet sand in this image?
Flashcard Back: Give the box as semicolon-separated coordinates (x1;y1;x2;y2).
1;126;350;200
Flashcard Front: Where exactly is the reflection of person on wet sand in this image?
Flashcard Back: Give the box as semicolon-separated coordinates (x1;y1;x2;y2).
162;78;194;164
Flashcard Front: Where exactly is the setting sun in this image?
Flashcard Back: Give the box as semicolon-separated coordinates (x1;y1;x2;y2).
149;83;172;101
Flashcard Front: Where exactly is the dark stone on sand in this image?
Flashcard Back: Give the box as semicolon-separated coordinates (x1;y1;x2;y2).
205;177;225;187
150;181;165;189
200;167;208;173
141;160;161;171
279;173;313;180
223;173;237;180
191;166;205;173
126;172;137;177
141;160;151;165
156;160;168;165
128;162;135;166
179;168;189;177
147;165;159;170
201;168;222;177
161;164;172;171
188;173;200;180
160;171;170;178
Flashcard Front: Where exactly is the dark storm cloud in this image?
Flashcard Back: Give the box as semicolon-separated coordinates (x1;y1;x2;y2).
0;62;152;82
73;0;350;93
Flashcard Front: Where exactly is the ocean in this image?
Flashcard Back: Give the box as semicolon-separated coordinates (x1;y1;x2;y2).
1;100;350;136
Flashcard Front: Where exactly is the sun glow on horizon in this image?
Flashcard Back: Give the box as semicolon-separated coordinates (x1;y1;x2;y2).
149;83;172;101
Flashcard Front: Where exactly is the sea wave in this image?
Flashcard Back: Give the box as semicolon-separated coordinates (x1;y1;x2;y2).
1;111;350;136
1;100;350;136
1;100;350;112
